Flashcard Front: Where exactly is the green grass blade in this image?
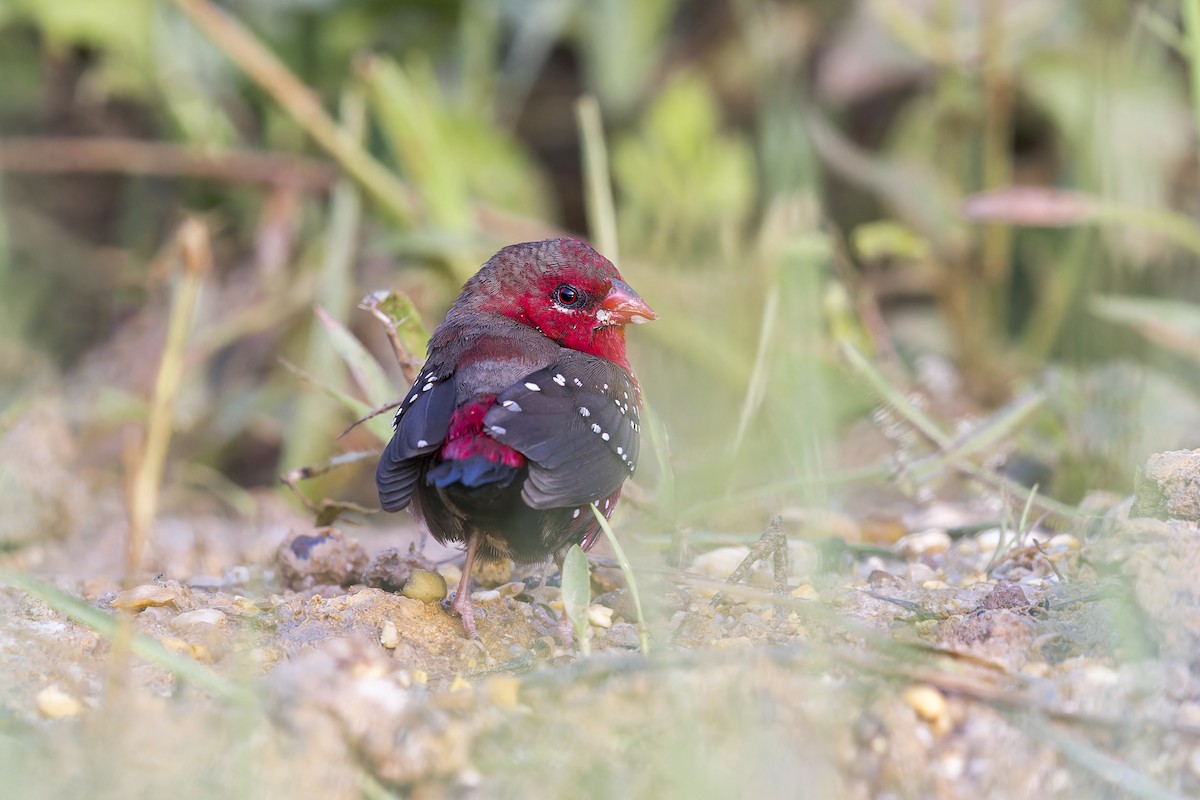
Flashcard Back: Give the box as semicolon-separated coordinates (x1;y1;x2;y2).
561;544;592;656
0;569;249;703
313;304;393;408
591;505;650;654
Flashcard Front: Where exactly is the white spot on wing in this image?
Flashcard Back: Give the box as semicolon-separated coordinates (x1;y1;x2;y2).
502;400;522;411
417;439;428;448
573;378;583;387
490;425;507;435
591;423;602;434
524;382;541;391
579;406;590;417
422;382;434;392
601;432;610;441
572;508;581;519
552;373;566;386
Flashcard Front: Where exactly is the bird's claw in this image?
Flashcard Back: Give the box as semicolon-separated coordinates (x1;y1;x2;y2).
451;588;480;640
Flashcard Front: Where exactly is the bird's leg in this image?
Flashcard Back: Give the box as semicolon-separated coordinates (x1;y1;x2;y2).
711;516;789;606
451;534;480;639
551;549;576;645
529;552;577;646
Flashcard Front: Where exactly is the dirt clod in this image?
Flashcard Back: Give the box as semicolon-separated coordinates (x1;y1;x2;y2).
276;527;368;590
363;547;435;592
1132;449;1200;520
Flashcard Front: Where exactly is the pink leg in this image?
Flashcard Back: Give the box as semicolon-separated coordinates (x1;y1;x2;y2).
450;535;480;639
556;609;575;645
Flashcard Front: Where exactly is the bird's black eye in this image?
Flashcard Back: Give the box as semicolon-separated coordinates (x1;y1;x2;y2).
553;284;583;308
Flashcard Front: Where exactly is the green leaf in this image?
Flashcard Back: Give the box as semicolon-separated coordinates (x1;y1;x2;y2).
560;544;592;656
368;290;431;360
313;304;393;409
852;221;933;262
1090;295;1200;361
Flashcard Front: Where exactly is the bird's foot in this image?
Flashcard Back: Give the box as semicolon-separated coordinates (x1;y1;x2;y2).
451;587;480;640
529;603;577;647
555;609;575;644
449;535;481;639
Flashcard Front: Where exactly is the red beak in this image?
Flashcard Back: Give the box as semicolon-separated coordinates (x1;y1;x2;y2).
602;279;656;325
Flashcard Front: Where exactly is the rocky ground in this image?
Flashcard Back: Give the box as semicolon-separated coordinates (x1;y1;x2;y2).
3;451;1200;798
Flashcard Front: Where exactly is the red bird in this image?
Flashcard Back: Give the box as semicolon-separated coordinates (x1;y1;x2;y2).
376;239;656;637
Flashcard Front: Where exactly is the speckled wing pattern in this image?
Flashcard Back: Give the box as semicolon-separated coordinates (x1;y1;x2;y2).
375;366;456;512
483;350;641;510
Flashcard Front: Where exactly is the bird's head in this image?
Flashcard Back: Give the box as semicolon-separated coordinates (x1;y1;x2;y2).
451;239;656;367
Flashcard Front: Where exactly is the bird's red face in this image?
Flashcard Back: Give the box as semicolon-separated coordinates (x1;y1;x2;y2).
468;239;656;368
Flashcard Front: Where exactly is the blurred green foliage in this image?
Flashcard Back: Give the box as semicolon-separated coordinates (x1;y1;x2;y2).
3;0;1200;528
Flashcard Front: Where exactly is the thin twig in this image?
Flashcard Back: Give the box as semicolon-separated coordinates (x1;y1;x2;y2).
0;136;336;189
337;400;402;440
359;295;423;385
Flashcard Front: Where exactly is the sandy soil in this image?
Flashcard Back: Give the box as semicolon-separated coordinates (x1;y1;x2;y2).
3;452;1200;798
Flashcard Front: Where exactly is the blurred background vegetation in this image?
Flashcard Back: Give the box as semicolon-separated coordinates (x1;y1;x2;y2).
3;0;1200;550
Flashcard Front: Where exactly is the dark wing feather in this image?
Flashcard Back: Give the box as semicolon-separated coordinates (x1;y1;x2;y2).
483;351;641;509
375;368;456;511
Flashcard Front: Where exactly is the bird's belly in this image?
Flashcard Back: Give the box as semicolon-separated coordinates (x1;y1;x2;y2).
416;476;592;564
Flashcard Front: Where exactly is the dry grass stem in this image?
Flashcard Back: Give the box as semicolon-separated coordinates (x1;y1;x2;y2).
125;217;210;582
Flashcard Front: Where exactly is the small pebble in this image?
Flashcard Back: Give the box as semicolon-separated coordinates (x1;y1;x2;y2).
587;605;614;628
439;564;462;587
160;636;211;662
691;546;752;578
380;620;399;649
938;751;966;780
902;684;949;733
36;685;82;719
975;529;1002;552
790;584;820;600
908;562;936;585
224;565;252;585
111;584;179;612
486;676;520;709
1048;534;1080;551
897;530;951;558
401;569;448;603
170;608;227;630
496;581;526;598
788;541;822;577
604;622;641;649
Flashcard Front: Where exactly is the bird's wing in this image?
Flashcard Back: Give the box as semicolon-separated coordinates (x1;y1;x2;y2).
375;366;457;511
483;351;641;509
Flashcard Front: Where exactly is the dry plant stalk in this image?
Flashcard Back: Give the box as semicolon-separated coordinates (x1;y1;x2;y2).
125;218;211;581
0;136;336;189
